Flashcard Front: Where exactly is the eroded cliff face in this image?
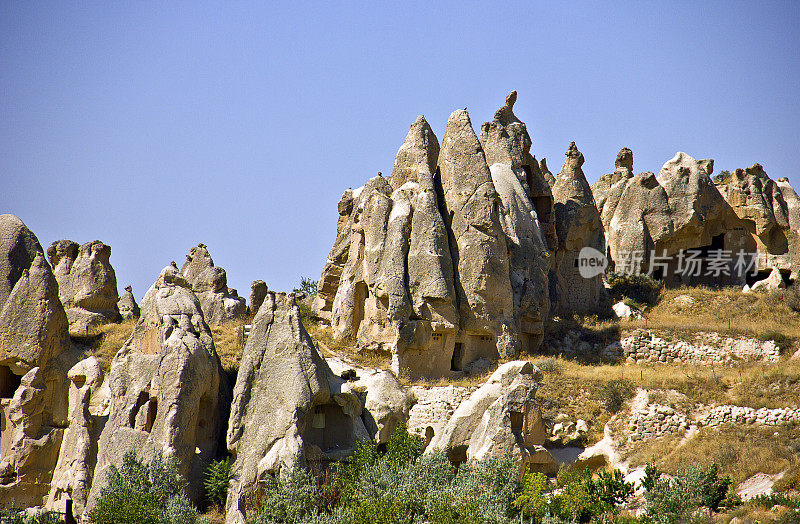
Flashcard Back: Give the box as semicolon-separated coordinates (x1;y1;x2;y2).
84;263;228;515
0;215;81;510
592;150;800;286
315;93;555;379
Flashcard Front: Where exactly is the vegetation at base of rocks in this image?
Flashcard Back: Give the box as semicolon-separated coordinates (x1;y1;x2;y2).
642;462;735;523
515;468;635;523
750;493;800;510
534;357;563;375
303;321;392;370
247;422;522;524
629;286;800;340
0;510;61;524
204;457;235;509
599;378;635;414
87;451;205;524
606;272;664;307
294;277;319;297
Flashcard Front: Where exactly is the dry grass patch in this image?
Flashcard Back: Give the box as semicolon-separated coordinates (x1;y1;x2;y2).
629;286;800;341
303;321;391;370
88;319;136;369
627;424;800;485
211;319;247;374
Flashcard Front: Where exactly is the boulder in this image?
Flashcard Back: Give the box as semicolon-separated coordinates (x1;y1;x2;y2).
749;267;785;292
551;142;606;314
180;244;246;324
612;301;644;320
225;292;369;524
0;215;80;509
354;370;414;444
85;263;228;514
248;279;268;317
117;285;140;320
426;361;554;475
47;240;121;337
776;177;800;279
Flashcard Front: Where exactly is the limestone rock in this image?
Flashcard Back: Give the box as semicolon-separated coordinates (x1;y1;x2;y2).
225;292;369;524
47;240;121;338
0;214;43;308
0;216;79;509
248;280;268;317
776;177;800;279
426;361;554;475
180;244;246;324
117;285;140;320
551;142;606;314
656;152;731;254
612;301;644;320
85;263;228;513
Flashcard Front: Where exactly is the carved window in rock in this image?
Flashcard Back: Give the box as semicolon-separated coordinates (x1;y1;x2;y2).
510;411;523;436
0;366;21;399
130;391;157;433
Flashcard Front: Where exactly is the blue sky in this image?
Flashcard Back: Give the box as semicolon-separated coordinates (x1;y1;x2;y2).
2;1;799;300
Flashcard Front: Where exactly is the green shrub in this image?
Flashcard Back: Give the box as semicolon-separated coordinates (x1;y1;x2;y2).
515;471;548;521
0;509;23;524
644;463;731;523
255;467;318;524
600;378;635;414
750;492;800;509
87;451;202;524
294;277;318;297
204;457;234;508
607;272;663;307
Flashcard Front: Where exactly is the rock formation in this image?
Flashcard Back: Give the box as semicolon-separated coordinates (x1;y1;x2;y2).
551;142;606;314
47;240;121;337
117;285;140;320
85;263;228;513
315;93;556;378
248;280;268;317
180;243;246;324
593;150;800;285
46;357;108;518
225;292;369;524
426;361;554;475
0;215;81;509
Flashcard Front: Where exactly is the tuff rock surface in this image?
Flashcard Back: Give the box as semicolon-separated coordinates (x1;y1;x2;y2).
85;263;228;514
426;361;554;475
47;240;121;337
316;93;555;378
248;279;268;317
225;292;369;524
593;150;800;284
116;285;140;320
180;243;246;324
551;142;606;314
0;215;81;509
